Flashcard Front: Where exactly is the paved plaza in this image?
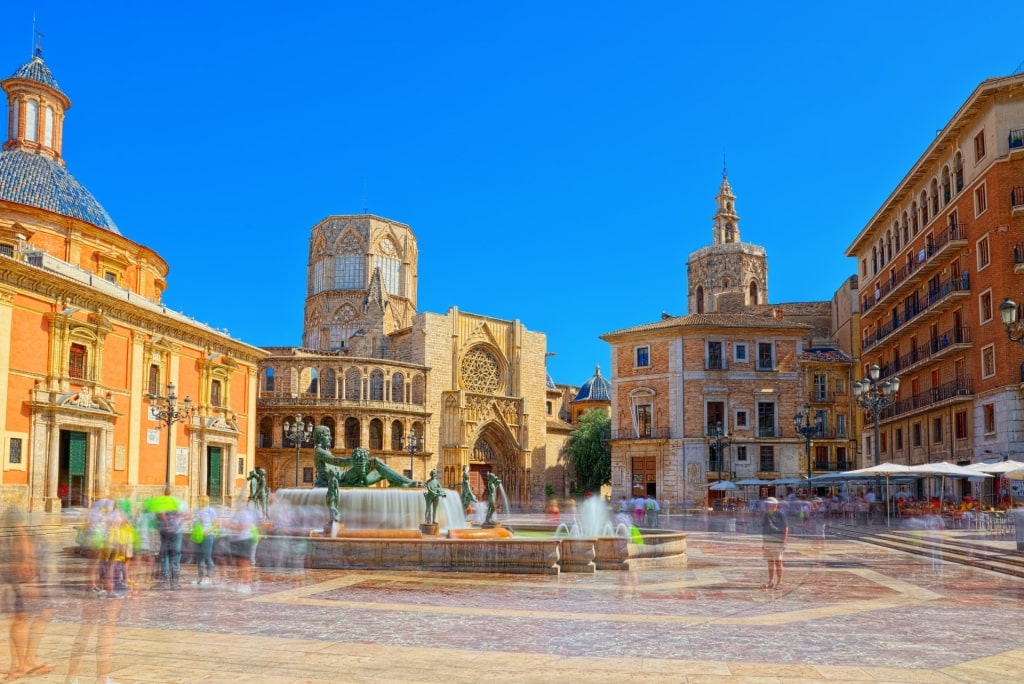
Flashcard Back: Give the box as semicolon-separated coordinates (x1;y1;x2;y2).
3;518;1024;683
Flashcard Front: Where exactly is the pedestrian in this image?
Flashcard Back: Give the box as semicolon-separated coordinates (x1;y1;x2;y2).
633;495;646;525
229;503;260;593
192;496;218;585
1;507;55;680
645;495;660;527
149;486;186;589
761;497;788;590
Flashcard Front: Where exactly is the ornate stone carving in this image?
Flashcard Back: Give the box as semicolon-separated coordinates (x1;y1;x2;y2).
460;347;500;394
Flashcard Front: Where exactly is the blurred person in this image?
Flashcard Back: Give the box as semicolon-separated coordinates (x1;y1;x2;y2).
760;497;789;590
192;496;218;585
229;503;260;593
148;486;186;589
632;495;645;525
645;495;660;527
1;507;55;680
102;505;135;598
64;559;125;684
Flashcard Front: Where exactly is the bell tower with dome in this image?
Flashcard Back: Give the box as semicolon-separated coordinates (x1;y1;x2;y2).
686;171;768;314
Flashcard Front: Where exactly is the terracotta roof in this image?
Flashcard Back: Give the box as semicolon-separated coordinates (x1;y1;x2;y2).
603;312;811;337
798;348;854;363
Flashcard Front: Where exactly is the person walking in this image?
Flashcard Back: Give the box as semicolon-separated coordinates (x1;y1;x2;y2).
192;497;218;585
761;497;789;590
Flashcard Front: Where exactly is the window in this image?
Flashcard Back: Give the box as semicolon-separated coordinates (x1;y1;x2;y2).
980;291;993;323
374;238;401;295
912;423;922;448
303;467;314;483
104;271;118;284
894;427;903;450
148;364;160;397
932;417;943;444
265;368;275;392
835;379;845;393
706;401;724;430
334;234;365;290
977;235;990;270
238;457;245;476
757;402;775;437
981;344;995;378
881;432;888;454
836;446;849;469
635;346;650;368
735;445;747;462
759;445;775;472
635;404;652;438
756;342;774;371
955;411;968;440
735;410;748;428
836;414;846;438
974;183;988;216
707;341;723;370
0;244;13;257
210;379;222;407
546;401;552;416
9;437;22;464
69;344;87;379
813;374;827;401
734;343;747;362
983;403;995;434
974;130;986;162
814;445;829;470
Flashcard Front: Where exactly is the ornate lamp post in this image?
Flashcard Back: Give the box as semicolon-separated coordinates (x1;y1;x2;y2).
707;421;732;486
794;403;822;485
999;297;1024;343
149;382;194;489
852;364;900;466
403;429;420;482
283;414;313;488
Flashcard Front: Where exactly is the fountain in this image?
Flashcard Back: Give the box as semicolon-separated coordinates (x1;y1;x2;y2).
262;429;686;574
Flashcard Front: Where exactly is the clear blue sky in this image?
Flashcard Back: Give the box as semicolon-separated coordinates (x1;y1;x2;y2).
4;2;1022;385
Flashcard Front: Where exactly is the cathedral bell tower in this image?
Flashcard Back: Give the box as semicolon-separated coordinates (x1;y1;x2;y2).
686;171;768;314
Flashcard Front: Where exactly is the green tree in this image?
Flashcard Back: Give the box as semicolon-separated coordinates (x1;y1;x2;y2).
564;410;611;493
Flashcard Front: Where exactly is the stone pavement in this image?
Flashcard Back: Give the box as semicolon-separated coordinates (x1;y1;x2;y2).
3;517;1024;683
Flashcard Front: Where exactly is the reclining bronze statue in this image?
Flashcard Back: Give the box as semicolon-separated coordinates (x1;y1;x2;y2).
312;425;417;489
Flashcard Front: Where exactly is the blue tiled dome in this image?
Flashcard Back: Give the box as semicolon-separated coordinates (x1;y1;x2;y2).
573;365;610;403
9;56;62;91
0;150;119;233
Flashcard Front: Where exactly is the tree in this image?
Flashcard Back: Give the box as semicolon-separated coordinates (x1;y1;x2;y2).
564;410;611;493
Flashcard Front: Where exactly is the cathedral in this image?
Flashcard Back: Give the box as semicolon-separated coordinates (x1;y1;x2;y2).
254;215;581;505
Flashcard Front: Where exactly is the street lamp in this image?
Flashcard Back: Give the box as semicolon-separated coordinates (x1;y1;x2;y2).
999;297;1024;343
149;382;194;489
282;414;313;488
794;403;822;485
852;364;900;466
403;429;420;482
706;421;732;486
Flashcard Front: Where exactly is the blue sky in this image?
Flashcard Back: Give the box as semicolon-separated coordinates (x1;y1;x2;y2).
4;2;1023;385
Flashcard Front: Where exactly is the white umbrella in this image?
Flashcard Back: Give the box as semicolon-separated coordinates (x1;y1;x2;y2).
908;462;991;511
708;480;738;491
966;460;1024;474
735;478;769;485
845;463;915;527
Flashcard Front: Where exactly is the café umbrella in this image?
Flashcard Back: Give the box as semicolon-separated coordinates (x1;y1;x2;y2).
844;462;915;527
908;462;991;511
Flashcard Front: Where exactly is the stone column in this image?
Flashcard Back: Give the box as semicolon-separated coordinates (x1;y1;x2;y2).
45;419;61;512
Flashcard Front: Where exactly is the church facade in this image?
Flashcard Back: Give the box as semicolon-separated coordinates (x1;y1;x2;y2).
0;52;264;511
254;215;574;506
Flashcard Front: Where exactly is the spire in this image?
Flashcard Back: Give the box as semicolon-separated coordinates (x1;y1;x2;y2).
364;266;389;314
711;171;740;245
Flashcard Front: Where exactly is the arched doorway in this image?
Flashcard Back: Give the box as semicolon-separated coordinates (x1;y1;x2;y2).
466;421;526;507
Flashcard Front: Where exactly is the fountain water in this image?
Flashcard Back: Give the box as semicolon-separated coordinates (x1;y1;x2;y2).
274;487;467;533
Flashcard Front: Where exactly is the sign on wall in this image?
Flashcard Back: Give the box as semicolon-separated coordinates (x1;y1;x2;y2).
175;447;188;475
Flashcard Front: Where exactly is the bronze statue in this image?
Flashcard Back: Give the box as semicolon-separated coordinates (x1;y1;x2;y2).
311;425;416;489
460;464;477;513
325;469;341;522
423;469;446;525
246;467;269;518
484;472;502;525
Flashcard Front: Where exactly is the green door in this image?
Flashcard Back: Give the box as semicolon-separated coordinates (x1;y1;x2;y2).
207;446;222;503
60;430;88;507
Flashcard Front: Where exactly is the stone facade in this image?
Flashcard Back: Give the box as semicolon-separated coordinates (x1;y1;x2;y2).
255;215;570;507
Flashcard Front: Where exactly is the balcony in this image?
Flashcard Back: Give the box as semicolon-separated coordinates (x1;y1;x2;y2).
1010;128;1024;151
706;358;725;371
756;426;777;438
877;326;972;380
1013;187;1024;217
863;222;968;314
863;272;970;351
878;378;974;422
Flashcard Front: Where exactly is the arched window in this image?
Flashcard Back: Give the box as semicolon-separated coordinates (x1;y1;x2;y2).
748;281;759;304
911;202;919;234
871;246;878;274
369;419;383;450
328;305;358;350
369;369;384;401
391;421;404;451
695;286;704;313
148;364;161;396
930;179;940;216
344;417;361;449
264;367;275;392
391;372;405;403
901;213;909;245
412;375;425;405
941;166;951;204
374;237;401;295
920;191;929;224
334;232;364;290
258;417;273;448
322;368;337;397
954;152;964;193
44;105;54;147
345;368;361;401
25;100;38;142
724;222;735;243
